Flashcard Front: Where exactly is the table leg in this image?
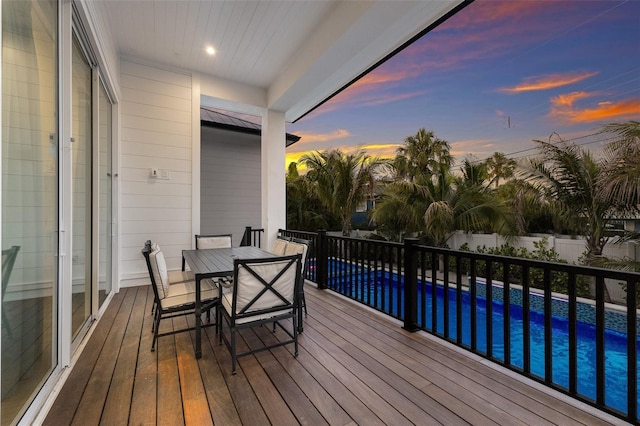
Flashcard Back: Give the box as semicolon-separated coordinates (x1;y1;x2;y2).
181;250;186;271
195;276;202;359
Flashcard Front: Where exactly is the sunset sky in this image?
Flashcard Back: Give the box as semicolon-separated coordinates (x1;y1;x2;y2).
285;0;640;169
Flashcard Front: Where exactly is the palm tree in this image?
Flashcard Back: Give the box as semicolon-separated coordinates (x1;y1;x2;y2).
495;178;553;235
300;149;385;236
486;152;516;188
522;137;610;264
285;162;330;231
393;128;452;181
423;160;515;247
594;121;640;273
598;120;640;211
375;130;516;245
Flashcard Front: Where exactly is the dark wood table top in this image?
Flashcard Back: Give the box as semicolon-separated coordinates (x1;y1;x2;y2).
182;246;275;278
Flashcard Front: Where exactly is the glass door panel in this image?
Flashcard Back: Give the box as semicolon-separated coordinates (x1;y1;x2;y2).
98;82;112;308
1;1;59;424
71;37;92;339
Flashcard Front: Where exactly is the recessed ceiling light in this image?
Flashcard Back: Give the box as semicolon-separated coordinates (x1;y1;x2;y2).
206;46;216;56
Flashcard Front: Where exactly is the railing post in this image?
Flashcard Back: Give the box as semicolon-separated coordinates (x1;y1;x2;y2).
240;226;252;246
403;238;419;332
316;230;328;290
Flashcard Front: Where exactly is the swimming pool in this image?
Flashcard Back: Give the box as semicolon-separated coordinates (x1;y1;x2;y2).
325;263;639;417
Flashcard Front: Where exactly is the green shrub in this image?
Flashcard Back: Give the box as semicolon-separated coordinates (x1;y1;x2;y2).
456;238;590;297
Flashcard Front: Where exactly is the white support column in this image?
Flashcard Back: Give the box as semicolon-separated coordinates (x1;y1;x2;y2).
261;110;286;250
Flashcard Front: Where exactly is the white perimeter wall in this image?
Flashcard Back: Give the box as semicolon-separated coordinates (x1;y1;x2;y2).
449;232;639;303
448;232;638;265
119;60;193;286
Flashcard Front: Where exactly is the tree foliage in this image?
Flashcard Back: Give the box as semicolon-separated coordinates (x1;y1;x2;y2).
299;150;386;236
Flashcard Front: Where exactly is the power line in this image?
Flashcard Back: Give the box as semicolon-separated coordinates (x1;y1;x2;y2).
457;131;622;166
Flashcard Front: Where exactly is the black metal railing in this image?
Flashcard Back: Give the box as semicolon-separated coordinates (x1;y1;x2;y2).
240;226;264;248
281;229;639;423
279;229;319;283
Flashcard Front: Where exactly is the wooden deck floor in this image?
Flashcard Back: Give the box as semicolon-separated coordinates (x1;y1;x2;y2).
44;284;625;426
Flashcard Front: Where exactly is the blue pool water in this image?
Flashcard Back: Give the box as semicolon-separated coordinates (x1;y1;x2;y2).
325;263;639;417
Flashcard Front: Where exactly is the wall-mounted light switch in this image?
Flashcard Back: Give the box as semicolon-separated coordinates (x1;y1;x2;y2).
159;169;171;180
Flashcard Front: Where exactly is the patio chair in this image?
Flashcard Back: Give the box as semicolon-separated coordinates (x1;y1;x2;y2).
142;240;219;351
195;234;234;290
219;253;302;374
2;246;20;337
195;233;232;249
181;233;234;272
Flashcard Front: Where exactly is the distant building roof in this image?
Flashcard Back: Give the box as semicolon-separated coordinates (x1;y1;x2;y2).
200;106;301;146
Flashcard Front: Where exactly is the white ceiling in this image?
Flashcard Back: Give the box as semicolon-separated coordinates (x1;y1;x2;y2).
96;0;464;122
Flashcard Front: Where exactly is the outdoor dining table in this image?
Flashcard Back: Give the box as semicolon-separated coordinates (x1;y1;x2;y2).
181;246;275;359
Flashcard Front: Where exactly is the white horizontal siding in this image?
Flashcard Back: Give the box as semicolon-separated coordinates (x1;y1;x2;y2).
200;126;261;246
120;60;193;281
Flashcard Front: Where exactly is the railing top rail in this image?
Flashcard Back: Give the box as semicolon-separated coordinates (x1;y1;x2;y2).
283;229;639;280
325;234;404;248
412;243;640;281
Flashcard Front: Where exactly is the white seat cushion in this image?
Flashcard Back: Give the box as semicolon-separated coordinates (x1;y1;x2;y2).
222;258;297;324
284;240;308;265
221;292;292;324
197;235;231;249
168;270;194;283
149;244;169;299
160;278;218;309
271;238;288;255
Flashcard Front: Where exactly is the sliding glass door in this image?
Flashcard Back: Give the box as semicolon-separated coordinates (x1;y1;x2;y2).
98;81;112;308
1;1;59;424
1;2;115;423
71;36;92;340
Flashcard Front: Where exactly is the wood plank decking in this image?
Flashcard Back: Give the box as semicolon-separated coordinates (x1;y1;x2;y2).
44;284;625;426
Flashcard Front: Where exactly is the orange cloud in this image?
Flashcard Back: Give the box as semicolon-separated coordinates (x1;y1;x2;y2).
549;91;640;123
293;129;350;145
499;71;598;93
346;143;401;159
451;138;497;158
351;69;411;88
285;143;401;172
360;90;429;107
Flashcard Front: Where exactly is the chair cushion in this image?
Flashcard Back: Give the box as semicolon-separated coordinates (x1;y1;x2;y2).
222;257;298;324
197;235;231;249
221;292;292;324
155;248;171;299
149;244;168;299
271;238;288;255
161;278;218;309
168;270;194;283
284;240;308;265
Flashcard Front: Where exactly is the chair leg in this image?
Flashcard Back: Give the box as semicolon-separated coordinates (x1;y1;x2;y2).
231;327;237;374
151;312;161;351
293;317;299;356
301;291;308;317
152;309;157;333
